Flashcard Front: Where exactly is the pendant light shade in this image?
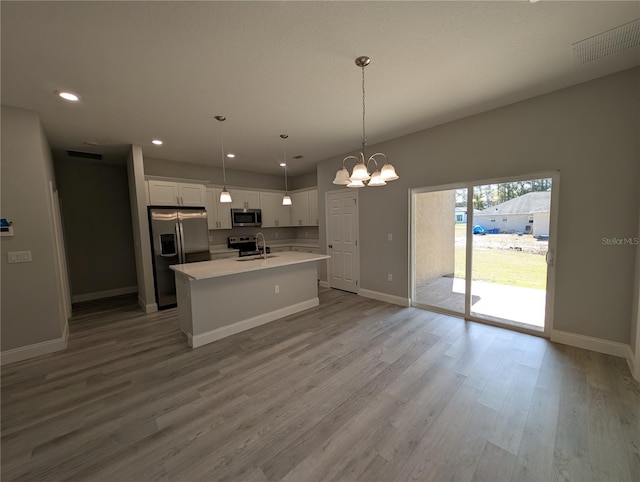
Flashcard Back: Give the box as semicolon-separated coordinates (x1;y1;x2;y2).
333;167;350;185
215;116;232;203
380;163;399;181
346;179;365;188
350;162;371;181
280;134;292;206
333;56;399;188
368;170;387;186
219;189;232;203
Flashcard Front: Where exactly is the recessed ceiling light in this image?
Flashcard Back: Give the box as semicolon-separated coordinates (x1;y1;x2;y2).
280;163;287;167
226;153;235;158
56;90;79;102
152;139;163;145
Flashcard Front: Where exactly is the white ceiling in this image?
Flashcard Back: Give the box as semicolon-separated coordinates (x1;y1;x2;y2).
2;1;639;176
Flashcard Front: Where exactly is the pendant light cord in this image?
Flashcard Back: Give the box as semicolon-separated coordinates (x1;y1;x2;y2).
361;64;367;158
219;121;227;187
282;135;289;193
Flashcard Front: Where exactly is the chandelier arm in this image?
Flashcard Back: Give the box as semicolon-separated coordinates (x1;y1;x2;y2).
365;156;379;170
368;152;389;163
342;155;361;167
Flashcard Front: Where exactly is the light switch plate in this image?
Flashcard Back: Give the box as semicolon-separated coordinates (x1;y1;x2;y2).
7;251;32;263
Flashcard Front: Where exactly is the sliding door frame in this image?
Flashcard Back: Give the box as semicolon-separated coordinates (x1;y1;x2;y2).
410;170;560;338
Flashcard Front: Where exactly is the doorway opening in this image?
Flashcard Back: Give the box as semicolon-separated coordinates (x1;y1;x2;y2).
411;173;558;334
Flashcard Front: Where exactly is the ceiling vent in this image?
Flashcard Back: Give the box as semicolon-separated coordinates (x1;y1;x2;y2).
293;155;304;159
572;18;640;65
66;150;103;160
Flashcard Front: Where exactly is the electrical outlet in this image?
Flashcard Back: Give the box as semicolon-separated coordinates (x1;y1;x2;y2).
7;251;32;263
388;233;393;241
388;274;393;281
275;284;280;294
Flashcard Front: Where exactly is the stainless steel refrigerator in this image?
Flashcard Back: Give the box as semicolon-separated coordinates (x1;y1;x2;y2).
148;206;210;309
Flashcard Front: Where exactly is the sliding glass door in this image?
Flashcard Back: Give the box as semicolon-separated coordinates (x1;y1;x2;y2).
412;174;557;334
412;188;468;314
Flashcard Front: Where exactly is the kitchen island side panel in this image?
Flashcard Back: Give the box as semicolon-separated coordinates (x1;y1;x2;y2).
188;262;318;345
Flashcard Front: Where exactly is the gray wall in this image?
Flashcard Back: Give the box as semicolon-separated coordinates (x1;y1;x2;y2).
54;158;137;298
144;157;285;190
317;67;639;345
1;106;67;350
291;171;317;191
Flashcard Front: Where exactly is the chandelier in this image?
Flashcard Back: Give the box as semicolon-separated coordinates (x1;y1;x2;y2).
333;56;399;188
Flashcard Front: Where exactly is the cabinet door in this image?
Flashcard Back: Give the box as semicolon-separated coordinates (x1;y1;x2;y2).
215;189;232;229
278;201;292;227
259;192;278;228
291;192;310;226
178;183;206;207
148;180;179;205
308;189;318;225
206;188;232;229
205;188;217;229
245;191;261;209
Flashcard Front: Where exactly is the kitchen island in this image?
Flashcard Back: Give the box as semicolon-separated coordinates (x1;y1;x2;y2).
170;251;330;348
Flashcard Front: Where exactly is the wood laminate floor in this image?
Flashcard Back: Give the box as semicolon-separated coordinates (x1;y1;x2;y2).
2;288;639;481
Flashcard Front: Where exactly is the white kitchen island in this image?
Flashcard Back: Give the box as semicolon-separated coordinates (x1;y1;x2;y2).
170;251;330;348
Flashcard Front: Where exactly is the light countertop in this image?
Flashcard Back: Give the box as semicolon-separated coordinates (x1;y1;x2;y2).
171;251;330;281
209;238;319;254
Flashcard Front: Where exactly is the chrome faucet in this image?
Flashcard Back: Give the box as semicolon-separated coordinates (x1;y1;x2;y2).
256;232;267;259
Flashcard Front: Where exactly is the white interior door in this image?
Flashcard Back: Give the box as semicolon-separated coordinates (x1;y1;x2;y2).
327;191;359;293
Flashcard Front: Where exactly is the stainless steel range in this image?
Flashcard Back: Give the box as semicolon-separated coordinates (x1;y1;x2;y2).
228;235;270;257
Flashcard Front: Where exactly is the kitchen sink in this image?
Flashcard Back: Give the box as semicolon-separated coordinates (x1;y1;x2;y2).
235;255;279;262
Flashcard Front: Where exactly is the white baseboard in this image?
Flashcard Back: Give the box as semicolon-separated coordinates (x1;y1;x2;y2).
319;281;330;288
1;322;69;365
138;296;158;314
626;345;639;382
358;289;411;307
190;298;319;348
551;329;631;359
72;285;138;303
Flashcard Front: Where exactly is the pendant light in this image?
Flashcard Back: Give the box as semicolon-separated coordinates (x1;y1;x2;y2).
215;115;232;203
280;134;292;205
333;56;399;187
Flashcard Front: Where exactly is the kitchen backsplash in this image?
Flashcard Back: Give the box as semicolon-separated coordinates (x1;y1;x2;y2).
209;226;318;245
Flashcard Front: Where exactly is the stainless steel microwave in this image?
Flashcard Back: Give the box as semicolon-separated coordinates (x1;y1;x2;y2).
231;208;262;227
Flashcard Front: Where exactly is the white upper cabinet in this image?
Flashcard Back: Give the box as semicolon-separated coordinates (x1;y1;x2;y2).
291;191;311;226
308;189;318;226
205;188;233;230
230;189;261;210
178;183;207;206
147;180;206;207
260;191;292;227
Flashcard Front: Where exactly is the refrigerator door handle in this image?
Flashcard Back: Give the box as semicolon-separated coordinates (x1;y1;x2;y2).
176;222;185;264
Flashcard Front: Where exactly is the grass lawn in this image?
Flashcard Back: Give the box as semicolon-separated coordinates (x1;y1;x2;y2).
454;246;547;290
